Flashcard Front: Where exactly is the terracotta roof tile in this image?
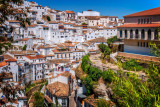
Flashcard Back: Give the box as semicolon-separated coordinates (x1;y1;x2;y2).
5;59;17;62
0;61;8;67
117;23;160;28
44;95;53;103
124;7;160;17
25;55;45;60
46;82;69;97
66;11;75;14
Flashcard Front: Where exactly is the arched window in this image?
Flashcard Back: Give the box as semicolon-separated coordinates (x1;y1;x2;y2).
144;19;146;24
141;29;145;39
130;29;133;38
154;29;158;40
141;19;143;24
135;29;138;38
125;30;127;38
148;29;151;40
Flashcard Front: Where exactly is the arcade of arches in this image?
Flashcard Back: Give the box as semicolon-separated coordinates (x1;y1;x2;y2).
118;28;160;40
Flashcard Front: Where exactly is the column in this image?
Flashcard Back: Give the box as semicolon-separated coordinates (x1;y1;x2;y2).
138;29;141;39
145;29;148;40
151;29;154;40
127;29;130;39
133;29;136;39
122;30;125;38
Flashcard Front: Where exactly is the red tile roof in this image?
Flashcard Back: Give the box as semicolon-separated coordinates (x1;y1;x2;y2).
5;59;17;62
117;23;160;28
66;11;75;14
25;55;45;60
21;38;29;41
46;82;69;97
0;61;8;67
124;7;160;17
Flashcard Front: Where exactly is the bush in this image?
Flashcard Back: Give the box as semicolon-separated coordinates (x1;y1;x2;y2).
33;92;44;107
102;69;116;83
47;16;51;21
122;59;143;71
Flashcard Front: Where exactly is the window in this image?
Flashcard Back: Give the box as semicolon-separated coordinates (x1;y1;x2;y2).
137;42;139;46
62;99;67;107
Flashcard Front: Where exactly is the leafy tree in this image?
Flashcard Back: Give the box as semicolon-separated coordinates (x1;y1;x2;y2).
33;92;44;107
83;75;93;95
150;43;160;57
102;69;116;83
22;45;27;50
98;44;111;59
96;98;113;107
47;16;51;21
122;59;143;71
82;22;87;25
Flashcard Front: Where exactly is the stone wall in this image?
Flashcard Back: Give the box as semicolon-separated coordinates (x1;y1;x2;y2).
118;52;160;62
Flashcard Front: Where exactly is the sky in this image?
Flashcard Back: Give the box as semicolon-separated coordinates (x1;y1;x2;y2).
28;0;160;18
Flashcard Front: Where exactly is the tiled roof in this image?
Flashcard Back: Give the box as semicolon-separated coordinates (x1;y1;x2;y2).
5;59;17;62
8;20;20;23
88;37;107;43
46;82;69;97
66;11;75;14
25;55;45;60
48;21;59;24
124;7;160;17
0;61;8;67
48;59;70;64
2;54;13;59
21;38;29;41
9;50;37;55
117;23;160;28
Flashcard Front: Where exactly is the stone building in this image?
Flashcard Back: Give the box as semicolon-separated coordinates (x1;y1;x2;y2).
117;7;160;56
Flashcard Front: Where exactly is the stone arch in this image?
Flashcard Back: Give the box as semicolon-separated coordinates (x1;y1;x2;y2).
141;29;145;39
130;29;133;38
125;29;127;38
135;29;138;38
148;29;151;40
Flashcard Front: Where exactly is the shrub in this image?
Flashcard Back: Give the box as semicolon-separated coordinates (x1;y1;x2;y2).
102;69;115;83
122;59;143;71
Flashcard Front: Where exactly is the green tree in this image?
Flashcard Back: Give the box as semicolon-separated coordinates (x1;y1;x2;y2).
150;43;160;57
33;92;44;107
22;45;27;50
96;98;113;107
98;44;111;59
47;16;51;21
82;22;87;25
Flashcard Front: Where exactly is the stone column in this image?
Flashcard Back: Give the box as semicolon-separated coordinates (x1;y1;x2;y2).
145;29;148;40
151;29;154;40
138;29;141;39
127;29;130;39
133;29;136;39
122;29;125;39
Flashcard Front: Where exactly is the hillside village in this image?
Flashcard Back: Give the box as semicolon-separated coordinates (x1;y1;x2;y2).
0;0;160;107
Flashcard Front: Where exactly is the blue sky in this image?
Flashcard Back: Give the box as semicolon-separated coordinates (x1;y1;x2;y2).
28;0;160;18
